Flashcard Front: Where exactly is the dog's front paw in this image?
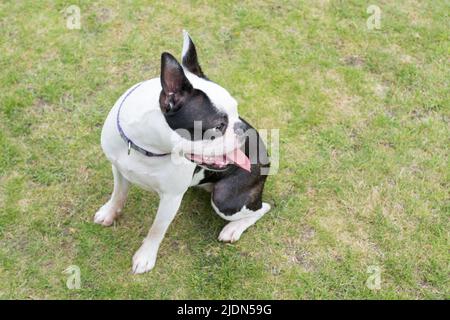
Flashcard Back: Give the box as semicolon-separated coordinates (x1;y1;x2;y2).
94;204;117;226
132;243;157;274
218;221;245;243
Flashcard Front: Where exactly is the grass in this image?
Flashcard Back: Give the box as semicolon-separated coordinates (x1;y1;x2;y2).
0;0;448;299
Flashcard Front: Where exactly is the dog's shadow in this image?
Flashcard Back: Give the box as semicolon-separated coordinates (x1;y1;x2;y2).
177;188;224;241
124;186;224;242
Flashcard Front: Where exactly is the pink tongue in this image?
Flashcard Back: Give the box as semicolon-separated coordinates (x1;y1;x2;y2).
226;148;251;172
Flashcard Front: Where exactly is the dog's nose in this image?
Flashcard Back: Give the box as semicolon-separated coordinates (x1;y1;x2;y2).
233;121;246;136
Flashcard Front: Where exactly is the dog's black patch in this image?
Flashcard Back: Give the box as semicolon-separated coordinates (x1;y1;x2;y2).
198;117;270;215
159;52;227;140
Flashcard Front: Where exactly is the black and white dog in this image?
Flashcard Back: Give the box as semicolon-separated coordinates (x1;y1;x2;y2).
95;31;270;273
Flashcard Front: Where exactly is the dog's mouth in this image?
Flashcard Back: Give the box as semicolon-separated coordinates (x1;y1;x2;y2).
185;147;251;172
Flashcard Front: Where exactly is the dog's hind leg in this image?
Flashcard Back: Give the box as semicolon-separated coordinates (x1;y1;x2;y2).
94;164;130;226
212;200;270;243
211;168;270;243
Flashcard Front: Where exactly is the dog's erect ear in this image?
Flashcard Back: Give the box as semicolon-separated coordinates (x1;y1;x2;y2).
160;52;193;113
161;52;192;94
181;30;207;79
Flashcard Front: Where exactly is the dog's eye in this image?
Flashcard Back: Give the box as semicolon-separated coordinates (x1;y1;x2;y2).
215;123;225;132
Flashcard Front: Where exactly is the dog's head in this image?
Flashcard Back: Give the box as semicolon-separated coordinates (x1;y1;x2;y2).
160;31;250;172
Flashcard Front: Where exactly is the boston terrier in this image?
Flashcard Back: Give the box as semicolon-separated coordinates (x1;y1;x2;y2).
95;31;271;274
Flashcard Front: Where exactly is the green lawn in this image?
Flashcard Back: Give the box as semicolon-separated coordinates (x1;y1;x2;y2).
0;0;448;299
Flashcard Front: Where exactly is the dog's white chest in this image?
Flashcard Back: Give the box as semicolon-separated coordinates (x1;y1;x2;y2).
111;152;197;194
